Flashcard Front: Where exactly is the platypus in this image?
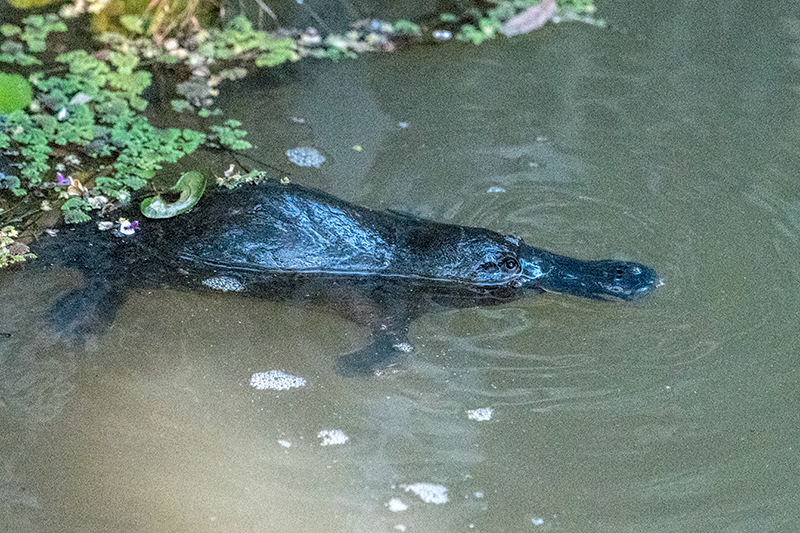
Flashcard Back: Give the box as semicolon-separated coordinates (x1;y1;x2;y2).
31;180;659;375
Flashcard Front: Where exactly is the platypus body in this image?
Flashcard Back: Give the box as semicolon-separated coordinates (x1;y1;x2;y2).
32;181;659;375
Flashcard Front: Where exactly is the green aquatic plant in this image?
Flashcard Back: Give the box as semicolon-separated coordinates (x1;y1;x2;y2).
0;73;32;113
0;225;34;267
1;14;66;56
457;16;502;45
208;120;252;151
0;13;258;229
391;20;422;37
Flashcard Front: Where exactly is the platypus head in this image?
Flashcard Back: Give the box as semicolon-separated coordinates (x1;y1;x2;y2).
462;234;659;301
402;224;658;300
515;242;660;301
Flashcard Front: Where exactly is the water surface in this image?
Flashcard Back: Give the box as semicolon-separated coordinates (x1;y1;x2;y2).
2;1;800;531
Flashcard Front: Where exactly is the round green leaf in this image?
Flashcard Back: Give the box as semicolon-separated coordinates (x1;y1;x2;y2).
141;171;206;219
0;73;32;114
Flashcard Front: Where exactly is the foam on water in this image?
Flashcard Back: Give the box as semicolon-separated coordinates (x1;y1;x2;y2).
249;371;306;390
404;483;448;504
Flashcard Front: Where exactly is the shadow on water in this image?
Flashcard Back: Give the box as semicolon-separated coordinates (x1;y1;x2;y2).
4;1;800;531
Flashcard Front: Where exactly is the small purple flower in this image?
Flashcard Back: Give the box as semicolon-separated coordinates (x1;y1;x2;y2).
56;172;70;186
45;229;59;236
129;220;139;231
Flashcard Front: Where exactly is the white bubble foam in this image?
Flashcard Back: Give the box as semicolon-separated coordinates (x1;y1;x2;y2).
286;147;325;167
405;483;448;504
249;370;306;391
392;342;413;353
467;407;493;421
387;498;407;512
318;429;349;446
202;276;244;292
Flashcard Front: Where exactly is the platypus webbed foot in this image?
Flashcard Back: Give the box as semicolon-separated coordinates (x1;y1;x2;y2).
334;329;412;377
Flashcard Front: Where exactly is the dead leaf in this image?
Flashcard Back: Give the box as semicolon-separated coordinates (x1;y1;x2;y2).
67;177;87;196
500;0;556;37
7;241;29;257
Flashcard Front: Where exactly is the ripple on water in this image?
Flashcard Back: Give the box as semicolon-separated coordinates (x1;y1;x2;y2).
0;269;78;423
452;181;660;254
398;177;725;415
744;181;800;271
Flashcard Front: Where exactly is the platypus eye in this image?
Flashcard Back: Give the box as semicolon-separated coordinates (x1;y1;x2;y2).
475;255;520;282
502;257;519;273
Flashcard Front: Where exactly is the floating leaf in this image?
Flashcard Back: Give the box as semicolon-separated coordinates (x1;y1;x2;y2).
500;0;556;36
0;73;32;113
141;171;206;219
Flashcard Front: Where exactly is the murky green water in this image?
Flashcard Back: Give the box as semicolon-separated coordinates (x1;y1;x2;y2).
3;1;800;531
